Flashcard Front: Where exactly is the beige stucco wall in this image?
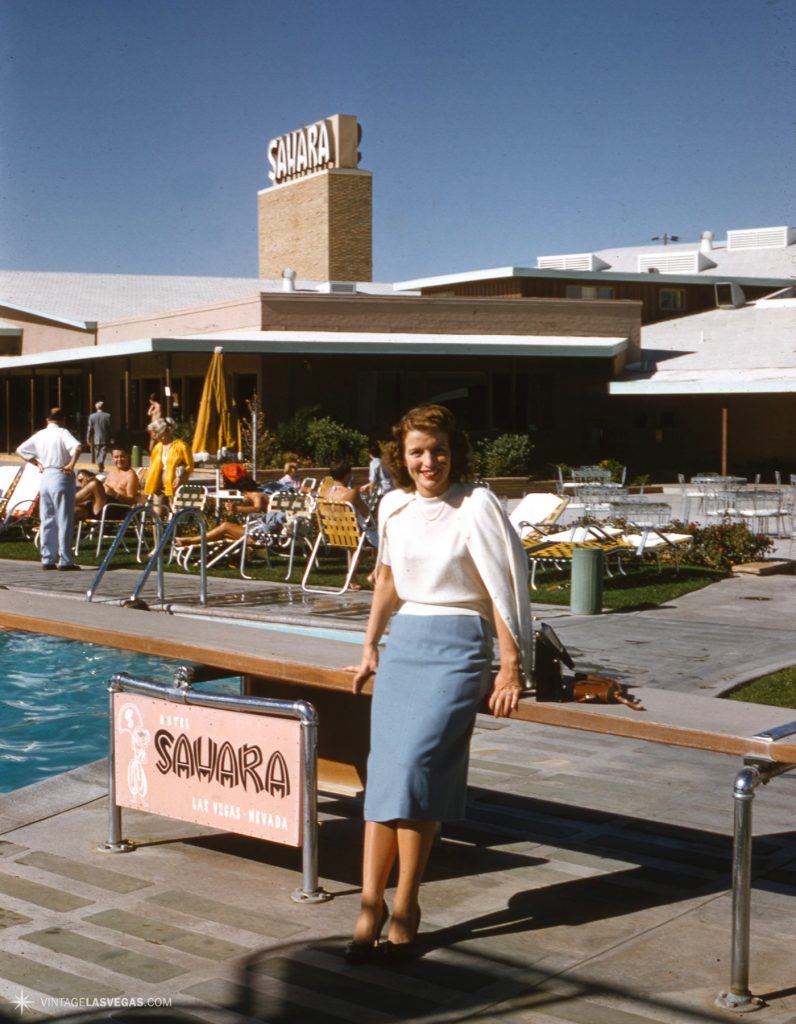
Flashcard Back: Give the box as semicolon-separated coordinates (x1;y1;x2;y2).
0;308;95;355
96;296;263;345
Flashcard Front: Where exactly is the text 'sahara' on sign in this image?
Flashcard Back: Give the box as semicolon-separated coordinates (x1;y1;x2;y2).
267;115;361;186
113;694;303;846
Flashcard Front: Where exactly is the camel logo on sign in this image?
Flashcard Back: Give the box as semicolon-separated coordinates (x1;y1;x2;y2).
117;701;152;805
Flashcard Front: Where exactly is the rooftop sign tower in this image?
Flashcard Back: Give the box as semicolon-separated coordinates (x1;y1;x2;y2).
258;114;372;282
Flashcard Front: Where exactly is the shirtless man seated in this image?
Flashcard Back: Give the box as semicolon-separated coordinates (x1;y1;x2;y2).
103;447;140;506
74;447;140;521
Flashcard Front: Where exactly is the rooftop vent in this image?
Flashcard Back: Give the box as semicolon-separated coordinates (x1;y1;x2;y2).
537;253;610;271
700;230;714;253
715;282;746;309
317;281;358;294
638;251;717;274
281;268;296;292
726;226;795;251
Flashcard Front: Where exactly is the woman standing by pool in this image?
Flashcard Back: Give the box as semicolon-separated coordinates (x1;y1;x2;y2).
346;404;532;964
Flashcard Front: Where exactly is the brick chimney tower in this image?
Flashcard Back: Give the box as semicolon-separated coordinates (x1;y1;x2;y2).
258;114;372;282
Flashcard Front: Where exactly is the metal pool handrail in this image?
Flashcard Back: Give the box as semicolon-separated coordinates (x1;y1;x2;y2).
86;505;163;603
86;506;208;606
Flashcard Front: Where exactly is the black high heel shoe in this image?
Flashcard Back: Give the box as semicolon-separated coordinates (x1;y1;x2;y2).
380;906;422;965
344;900;389;965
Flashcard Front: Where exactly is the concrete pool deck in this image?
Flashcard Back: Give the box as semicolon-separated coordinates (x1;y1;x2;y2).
0;560;795;1022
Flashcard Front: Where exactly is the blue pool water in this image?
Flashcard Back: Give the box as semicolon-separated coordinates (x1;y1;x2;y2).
176;613;366;645
0;630;238;794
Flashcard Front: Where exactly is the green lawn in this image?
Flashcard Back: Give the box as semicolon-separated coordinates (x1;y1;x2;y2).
531;564;724;611
726;667;796;709
1;535;723;608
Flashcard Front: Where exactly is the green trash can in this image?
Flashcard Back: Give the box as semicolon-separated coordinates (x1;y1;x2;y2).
130;445;141;469
570;546;603;615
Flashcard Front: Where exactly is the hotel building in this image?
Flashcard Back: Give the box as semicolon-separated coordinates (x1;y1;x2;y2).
1;115;793;478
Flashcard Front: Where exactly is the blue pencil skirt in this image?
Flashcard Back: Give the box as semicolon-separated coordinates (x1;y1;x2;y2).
364;613;494;823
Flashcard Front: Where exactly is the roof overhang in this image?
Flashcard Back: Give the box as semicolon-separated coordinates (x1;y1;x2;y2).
0;300;91;330
610;374;796;396
0;331;628;369
395;266;795;291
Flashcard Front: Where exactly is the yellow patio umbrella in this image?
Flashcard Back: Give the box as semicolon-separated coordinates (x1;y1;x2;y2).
192;347;240;460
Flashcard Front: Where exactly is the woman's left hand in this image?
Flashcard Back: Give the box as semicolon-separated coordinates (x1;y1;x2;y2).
487;664;524;719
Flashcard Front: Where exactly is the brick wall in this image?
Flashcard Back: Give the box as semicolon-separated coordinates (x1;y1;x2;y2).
258;169;372;282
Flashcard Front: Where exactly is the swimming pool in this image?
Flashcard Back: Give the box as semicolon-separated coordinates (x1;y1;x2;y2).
0;630;238;794
174;612;367;645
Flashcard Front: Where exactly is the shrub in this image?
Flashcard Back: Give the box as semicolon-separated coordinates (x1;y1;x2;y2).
276;406;320;458
305;416;368;467
598;458;625;484
476;434;534;477
673;520;774;572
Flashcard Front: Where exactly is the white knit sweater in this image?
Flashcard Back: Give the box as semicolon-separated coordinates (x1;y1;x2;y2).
377;483;534;682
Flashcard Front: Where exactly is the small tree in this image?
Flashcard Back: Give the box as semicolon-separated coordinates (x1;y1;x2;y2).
240;396;281;470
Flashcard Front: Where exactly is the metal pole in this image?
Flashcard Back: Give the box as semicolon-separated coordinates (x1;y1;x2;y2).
725;766;758;1008
715;761;784;1012
124;361;131;442
100;680;134;853
721;406;729;476
292;701;328;903
251;392;258;482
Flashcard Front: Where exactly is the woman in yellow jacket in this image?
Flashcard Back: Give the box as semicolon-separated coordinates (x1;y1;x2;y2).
144;418;193;506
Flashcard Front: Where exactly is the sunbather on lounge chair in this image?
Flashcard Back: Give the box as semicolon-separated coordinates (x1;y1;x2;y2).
175;476;266;547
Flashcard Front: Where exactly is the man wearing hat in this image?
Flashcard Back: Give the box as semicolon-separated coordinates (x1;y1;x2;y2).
86;400;113;471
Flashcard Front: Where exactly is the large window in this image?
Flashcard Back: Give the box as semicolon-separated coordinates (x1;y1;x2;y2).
565;285;615;300
659;288;686;312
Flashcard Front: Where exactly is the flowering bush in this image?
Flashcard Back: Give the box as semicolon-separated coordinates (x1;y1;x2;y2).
672;520;773;572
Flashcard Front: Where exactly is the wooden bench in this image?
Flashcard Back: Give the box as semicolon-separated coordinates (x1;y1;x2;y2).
0;590;793;1011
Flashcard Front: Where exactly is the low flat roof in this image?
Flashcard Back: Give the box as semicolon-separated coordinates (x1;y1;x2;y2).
609;295;796;395
0;331;628;369
395;265;795;292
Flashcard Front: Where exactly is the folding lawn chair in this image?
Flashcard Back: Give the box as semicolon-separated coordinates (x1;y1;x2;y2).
301;500;371;594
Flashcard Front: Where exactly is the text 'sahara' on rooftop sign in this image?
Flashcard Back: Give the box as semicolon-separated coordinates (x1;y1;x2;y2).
267;114;362;186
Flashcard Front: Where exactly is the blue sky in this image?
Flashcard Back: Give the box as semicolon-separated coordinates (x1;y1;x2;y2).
1;0;793;282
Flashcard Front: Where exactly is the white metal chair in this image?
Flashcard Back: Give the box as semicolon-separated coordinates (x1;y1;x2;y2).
74;502;138;557
248;490;315;580
736;487;788;537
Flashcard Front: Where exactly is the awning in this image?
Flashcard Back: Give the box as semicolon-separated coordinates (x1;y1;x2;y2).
0;330;628;369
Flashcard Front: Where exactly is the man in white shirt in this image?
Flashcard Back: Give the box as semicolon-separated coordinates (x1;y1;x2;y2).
16;408;82;570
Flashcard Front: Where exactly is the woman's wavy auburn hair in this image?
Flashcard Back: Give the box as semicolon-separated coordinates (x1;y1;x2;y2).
383;404;473;490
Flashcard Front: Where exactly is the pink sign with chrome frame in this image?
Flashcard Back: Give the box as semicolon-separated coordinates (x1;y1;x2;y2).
113;693;303;846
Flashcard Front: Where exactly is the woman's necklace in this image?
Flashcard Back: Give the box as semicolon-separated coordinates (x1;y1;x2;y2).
415;494;446;524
